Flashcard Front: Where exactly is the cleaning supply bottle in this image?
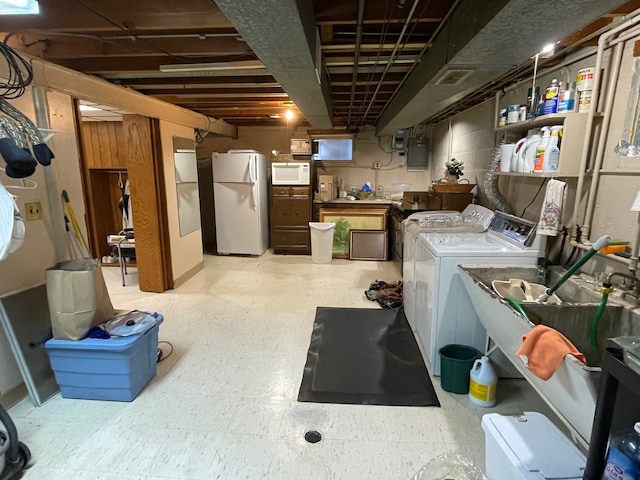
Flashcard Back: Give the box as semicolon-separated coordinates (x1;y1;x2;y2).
558;81;577;113
601;423;640;480
544;79;560;115
544;126;562;173
468;356;497;407
533;126;551;172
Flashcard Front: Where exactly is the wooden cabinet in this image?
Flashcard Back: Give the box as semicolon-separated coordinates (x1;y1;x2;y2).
270;186;311;254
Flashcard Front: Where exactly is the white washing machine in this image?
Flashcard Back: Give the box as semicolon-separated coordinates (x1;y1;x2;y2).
403;205;494;333
414;212;546;375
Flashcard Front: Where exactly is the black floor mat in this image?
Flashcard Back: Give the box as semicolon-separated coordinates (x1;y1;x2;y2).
298;307;440;407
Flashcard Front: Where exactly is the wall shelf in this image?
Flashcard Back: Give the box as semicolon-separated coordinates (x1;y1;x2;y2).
496;112;603;133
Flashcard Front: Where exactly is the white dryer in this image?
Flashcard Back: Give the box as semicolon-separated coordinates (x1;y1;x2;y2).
414;212;545;375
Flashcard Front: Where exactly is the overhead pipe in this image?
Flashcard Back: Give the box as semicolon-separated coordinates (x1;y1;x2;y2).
32;86;67;263
360;0;419;123
347;0;366;128
374;0;462;122
570;10;640;241
581;41;624;240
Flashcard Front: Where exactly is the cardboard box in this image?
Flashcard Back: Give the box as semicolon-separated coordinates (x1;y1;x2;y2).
401;191;473;212
401;191;437;211
45;315;163;401
318;175;335;201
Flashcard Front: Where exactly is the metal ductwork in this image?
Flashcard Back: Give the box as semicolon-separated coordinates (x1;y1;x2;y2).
214;0;333;128
376;0;630;135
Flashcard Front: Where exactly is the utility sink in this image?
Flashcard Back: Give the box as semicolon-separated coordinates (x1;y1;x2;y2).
458;264;640;449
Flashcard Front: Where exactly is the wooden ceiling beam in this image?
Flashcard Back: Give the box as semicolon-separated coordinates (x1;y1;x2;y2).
139;87;285;95
113;75;276;86
0;0;233;32
150;94;291;102
6;34;250;59
54;55;258;73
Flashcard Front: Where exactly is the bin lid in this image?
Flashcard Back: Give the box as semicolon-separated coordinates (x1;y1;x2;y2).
45;315;163;351
484;412;585;479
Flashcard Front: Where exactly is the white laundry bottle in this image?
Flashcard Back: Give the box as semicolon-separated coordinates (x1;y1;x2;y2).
468;356;497;407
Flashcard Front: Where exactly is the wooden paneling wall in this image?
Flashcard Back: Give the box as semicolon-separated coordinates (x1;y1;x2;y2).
81;122;127;170
123;115;173;292
77;121;128;258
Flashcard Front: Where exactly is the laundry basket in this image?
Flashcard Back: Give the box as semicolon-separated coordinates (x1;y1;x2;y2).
309;222;335;264
438;344;482;394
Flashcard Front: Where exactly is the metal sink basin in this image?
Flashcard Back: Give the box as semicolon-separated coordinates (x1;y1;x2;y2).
462;265;635;366
458;264;640;448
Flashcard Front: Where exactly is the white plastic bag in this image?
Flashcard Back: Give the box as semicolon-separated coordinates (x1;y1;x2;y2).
410;452;487;480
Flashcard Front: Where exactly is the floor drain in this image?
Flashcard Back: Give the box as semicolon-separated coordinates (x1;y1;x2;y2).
304;430;322;444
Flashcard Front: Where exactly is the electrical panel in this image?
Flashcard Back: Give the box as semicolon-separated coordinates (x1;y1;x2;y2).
392;130;407;150
407;137;429;170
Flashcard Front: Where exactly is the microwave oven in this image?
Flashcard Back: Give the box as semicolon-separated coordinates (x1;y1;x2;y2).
271;162;310;185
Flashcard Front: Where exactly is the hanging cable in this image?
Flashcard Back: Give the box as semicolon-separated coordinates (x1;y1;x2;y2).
520;178;547;218
0;42;33;99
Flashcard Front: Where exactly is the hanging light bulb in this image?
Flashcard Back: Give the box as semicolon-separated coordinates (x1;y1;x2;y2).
285;109;294;121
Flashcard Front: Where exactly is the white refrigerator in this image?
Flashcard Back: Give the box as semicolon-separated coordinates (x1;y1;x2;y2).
212;150;269;255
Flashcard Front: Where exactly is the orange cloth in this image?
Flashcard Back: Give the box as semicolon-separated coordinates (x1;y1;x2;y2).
515;325;586;381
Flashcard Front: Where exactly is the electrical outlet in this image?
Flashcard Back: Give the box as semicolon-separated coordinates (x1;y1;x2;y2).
374;162;380;169
25;201;42;221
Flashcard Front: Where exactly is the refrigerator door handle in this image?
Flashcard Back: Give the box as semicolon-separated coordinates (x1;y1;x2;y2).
249;155;257;211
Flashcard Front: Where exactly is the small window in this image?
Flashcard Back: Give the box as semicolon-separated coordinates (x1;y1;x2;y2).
311;137;354;162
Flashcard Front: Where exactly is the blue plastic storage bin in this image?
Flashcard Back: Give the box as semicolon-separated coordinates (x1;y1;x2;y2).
45;315;163;401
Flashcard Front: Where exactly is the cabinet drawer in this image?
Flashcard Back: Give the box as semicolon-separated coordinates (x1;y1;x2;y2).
272;187;291;197
291;186;310;197
272;228;310;254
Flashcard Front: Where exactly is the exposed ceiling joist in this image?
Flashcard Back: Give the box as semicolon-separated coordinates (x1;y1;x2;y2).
214;0;333;129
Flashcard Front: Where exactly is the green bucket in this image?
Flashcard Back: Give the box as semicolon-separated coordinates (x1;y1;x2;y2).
438;344;482;394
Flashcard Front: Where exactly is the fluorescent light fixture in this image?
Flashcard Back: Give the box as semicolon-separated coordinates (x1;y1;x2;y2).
0;0;39;14
159;60;265;73
79;104;101;112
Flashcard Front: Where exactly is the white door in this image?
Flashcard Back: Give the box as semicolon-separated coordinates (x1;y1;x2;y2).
214;182;264;255
212;153;254;184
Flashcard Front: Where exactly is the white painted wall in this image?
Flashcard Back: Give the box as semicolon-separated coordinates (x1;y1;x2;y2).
159;121;204;283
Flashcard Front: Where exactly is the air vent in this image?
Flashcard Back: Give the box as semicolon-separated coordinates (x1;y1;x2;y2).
433;69;474;86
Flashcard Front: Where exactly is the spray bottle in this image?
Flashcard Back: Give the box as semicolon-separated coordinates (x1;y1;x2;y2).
543;126;562;173
533;126;551;172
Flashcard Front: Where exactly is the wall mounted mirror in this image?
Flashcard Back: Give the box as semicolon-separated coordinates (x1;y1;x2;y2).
173;137;200;236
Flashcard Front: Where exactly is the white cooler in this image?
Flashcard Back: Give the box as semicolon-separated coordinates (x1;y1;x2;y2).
481;412;585;480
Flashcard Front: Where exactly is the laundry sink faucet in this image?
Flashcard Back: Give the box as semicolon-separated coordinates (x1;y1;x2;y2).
605;271;640;303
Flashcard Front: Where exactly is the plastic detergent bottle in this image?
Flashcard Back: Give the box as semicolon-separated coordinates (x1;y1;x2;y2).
468;356;497;407
601;423;640;480
533;126;551;172
543;126;562;173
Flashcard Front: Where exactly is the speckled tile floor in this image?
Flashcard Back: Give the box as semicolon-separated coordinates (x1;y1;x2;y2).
10;252;563;479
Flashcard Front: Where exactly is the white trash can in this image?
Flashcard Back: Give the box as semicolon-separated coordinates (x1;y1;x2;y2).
309;222;335;264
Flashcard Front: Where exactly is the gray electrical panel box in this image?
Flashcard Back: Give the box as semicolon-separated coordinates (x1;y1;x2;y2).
407;137;428;170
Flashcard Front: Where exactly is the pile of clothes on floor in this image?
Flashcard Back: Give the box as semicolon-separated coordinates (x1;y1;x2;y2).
365;280;403;310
